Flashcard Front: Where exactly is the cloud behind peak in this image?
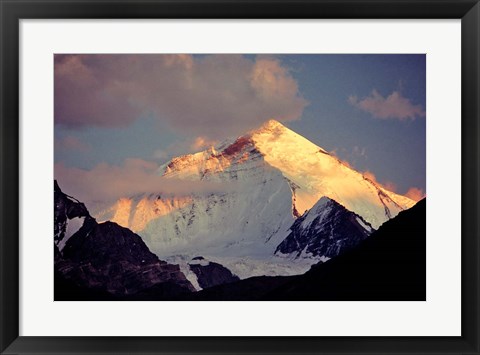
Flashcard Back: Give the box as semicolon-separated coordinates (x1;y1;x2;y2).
55;54;307;140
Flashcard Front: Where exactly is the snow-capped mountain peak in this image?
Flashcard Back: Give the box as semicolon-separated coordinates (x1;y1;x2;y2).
97;119;415;278
158;119;414;229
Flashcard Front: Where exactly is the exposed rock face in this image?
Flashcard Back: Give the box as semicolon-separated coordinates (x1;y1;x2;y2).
187;257;240;289
54;181;195;299
275;197;374;259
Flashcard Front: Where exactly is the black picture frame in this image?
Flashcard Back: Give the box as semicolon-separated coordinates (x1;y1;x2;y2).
1;0;479;354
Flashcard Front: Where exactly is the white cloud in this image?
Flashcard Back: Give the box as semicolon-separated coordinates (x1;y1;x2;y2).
349;90;425;120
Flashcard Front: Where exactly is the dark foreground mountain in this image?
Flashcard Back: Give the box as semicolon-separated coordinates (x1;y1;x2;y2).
178;198;426;301
54;181;195;300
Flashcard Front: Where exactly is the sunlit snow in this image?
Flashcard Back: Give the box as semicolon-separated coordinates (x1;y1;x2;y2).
94;120;415;279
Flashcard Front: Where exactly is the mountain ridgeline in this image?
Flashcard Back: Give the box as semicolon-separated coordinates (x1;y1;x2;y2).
54;120;424;300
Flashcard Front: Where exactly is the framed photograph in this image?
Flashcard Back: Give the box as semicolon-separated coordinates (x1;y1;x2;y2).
1;0;479;354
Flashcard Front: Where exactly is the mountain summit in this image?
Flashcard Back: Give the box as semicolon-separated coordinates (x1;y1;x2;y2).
99;119;415;277
160;119;414;228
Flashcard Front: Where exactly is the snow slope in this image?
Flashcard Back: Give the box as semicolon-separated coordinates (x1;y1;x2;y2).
97;120;415;277
249;120;415;227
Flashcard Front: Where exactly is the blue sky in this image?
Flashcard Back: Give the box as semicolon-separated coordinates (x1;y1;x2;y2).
55;54;425;200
